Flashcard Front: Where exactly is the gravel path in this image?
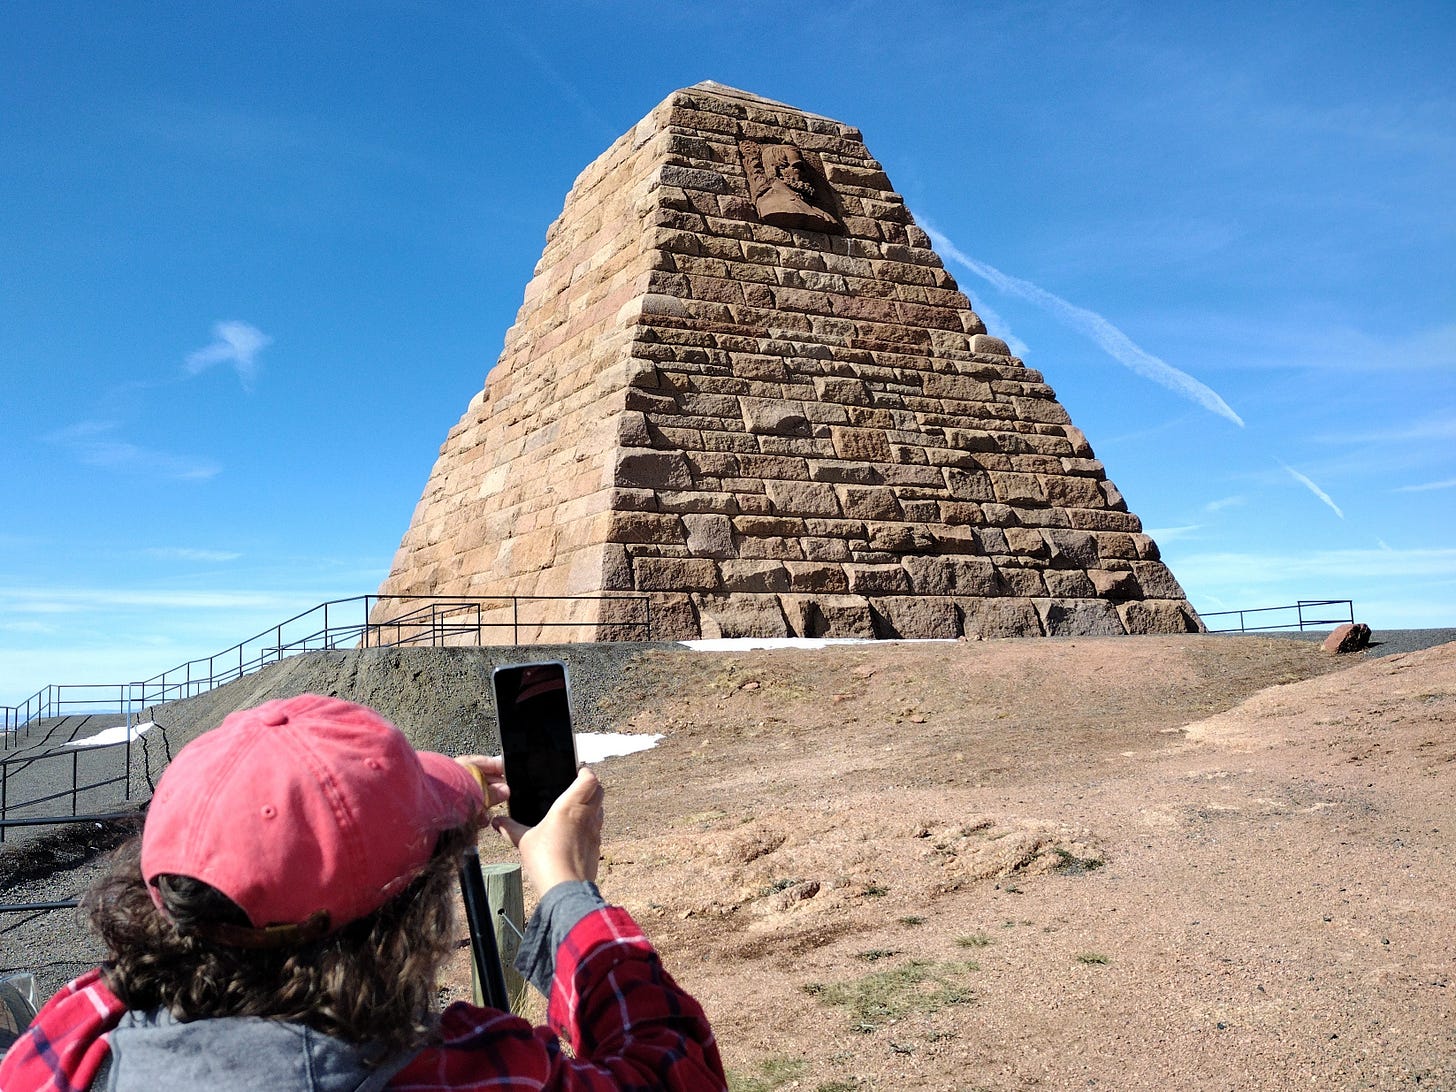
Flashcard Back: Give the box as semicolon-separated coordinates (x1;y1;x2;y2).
1225;627;1456;657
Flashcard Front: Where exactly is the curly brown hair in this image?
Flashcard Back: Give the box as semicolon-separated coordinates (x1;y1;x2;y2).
85;821;481;1057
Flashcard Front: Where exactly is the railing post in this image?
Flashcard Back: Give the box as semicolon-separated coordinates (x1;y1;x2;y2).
513;598;520;645
123;684;132;802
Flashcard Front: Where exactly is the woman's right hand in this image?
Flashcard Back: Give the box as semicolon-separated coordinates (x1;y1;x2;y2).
492;767;604;893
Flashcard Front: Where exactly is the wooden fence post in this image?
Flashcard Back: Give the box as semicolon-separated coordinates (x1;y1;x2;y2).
471;862;528;1014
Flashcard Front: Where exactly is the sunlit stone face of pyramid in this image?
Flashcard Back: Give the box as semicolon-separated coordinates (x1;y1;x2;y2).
375;82;1202;641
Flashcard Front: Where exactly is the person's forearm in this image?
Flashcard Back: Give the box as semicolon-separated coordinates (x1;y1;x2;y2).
514;880;607;997
545;906;727;1090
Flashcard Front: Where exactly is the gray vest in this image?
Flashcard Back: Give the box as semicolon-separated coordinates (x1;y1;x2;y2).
98;1009;415;1092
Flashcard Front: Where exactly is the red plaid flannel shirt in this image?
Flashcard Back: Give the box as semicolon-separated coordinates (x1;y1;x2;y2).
0;906;725;1091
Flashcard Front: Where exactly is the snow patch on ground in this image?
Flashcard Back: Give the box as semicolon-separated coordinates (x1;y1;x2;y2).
576;732;662;763
65;721;155;748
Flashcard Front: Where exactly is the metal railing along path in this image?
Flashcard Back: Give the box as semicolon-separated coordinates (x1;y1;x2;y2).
3;593;651;745
1200;599;1355;634
0;592;648;869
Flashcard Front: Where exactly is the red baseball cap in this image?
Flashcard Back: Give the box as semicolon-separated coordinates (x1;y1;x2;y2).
141;694;483;940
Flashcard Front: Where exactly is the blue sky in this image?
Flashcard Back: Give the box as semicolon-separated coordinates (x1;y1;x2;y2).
3;1;1453;703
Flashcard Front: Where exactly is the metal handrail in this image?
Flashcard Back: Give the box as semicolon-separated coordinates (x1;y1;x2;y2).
3;593;651;743
0;592;649;865
1201;599;1355;634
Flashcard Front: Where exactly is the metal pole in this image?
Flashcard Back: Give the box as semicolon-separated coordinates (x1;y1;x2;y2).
459;848;510;1010
123;684;132;802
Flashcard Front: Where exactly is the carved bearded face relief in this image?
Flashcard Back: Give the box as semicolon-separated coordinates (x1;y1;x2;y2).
739;138;843;234
774;153;815;199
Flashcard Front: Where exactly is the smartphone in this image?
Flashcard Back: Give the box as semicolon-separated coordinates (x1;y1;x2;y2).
492;661;578;827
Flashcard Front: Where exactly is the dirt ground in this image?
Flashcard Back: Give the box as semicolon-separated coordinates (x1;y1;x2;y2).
5;634;1453;1089
455;635;1455;1090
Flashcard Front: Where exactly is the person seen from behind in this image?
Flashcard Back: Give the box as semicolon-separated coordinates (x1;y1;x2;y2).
0;693;726;1090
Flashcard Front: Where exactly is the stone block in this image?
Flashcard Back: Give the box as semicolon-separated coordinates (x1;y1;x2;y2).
995;566;1046;597
809;460;884;485
944;469;995;502
736;536;804;560
683;513;736;558
868;524;936;553
1129;561;1186;599
765;479;843;517
801;537;852;561
902;555;998;595
991;472;1046;506
958;597;1042;638
658;490;739;515
1004;527;1048;557
1035;599;1126;637
609;511;687;545
881;463;946;488
1068;508;1143;533
780;594;875;638
740;396;811;437
922;372;993;402
732;514;802;537
1089;569;1140;600
931;526;981;554
632;556;720;591
1101;480;1128;511
871;596;959;639
614;448;693;490
783;561;850;593
633;593;700;642
1041;474;1105;509
845;563;913;595
693;593;790;638
1118;600;1203;635
1131;534;1162;561
836;485;903;521
1042;529;1100;568
814;376;871;404
830;425;892;461
1095;532;1139;560
719;559;790;592
1044;570;1096;598
969;334;1012;356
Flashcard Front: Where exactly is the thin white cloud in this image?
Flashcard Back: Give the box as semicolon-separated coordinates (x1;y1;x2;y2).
0;587;306;614
922;226;1245;427
1333;414;1456;446
184;320;272;388
143;547;243;563
1396;477;1456;493
1176;546;1456;585
1204;495;1246;513
1278;461;1344;519
47;421;221;481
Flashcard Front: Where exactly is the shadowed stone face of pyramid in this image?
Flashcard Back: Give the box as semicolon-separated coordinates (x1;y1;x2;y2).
376;82;1202;641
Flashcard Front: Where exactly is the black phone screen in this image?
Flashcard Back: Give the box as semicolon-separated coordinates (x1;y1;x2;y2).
493;661;577;827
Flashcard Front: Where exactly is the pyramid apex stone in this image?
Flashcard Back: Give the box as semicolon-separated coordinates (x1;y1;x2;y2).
374;89;1203;641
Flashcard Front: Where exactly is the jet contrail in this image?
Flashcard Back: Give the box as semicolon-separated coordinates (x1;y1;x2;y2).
1279;461;1345;519
923;226;1245;428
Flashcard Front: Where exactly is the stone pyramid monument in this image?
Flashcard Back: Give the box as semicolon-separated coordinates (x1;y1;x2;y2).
375;82;1202;641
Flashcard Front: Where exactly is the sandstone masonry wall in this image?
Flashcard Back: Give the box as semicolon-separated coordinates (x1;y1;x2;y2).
376;83;1202;641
